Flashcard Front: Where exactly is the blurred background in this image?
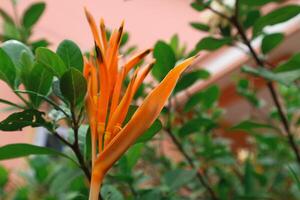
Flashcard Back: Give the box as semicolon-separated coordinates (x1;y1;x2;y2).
1;0;300;199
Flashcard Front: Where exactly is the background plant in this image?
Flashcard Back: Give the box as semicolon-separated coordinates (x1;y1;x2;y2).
1;0;300;199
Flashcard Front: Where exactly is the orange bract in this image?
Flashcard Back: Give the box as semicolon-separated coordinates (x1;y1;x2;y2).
83;8;196;200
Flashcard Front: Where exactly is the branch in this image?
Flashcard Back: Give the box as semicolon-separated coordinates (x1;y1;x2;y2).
166;100;219;200
229;14;300;166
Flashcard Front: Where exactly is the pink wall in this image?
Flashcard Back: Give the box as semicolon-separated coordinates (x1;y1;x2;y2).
1;0;204;51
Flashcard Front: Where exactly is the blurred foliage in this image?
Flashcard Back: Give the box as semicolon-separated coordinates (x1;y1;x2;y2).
1;0;300;199
0;0;49;51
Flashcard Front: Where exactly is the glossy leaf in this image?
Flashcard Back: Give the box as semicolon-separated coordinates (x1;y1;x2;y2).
0;143;76;164
56;40;83;72
0;48;16;87
22;2;46;29
275;53;300;73
152;41;176;81
0;109;52;131
253;5;300;36
174;69;210;93
25;63;53;107
60;68;87;106
195;37;232;51
1;40;34;69
261;33;284;54
242;65;300;85
36;47;67;77
190;22;209;32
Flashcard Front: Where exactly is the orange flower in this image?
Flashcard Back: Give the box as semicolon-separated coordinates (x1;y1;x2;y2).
84;9;196;200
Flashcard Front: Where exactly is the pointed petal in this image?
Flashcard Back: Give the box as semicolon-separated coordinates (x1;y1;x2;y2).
124;49;152;75
109;67;126;119
84;8;104;55
132;61;155;94
94;56;196;173
100;18;108;52
106;68;139;134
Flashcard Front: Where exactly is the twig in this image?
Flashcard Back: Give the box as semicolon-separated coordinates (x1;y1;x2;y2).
70;104;91;181
230;16;300;166
165;128;218;200
166;100;218;200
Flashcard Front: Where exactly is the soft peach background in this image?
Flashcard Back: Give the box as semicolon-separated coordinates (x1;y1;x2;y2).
1;0;204;51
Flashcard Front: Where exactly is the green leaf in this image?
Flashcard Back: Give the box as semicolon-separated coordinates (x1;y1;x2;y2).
190;22;209;32
231;120;275;133
243;10;261;29
22;2;46;29
152;41;176;81
0;48;16;87
120;32;129;47
25;63;53;107
190;2;206;11
174;70;210;93
60;68;87;106
179;116;217;137
237;79;261;107
195;37;232;51
242;65;300;85
36;47;67;77
241;0;278;6
1;40;34;69
261;33;284;54
119;143;143;174
0;8;15;25
136;120;162;143
0;109;51;131
288;165;300;190
84;127;91;162
0;165;8;187
253;5;300;36
244;160;254;195
169;34;179;54
3;22;20;40
56;40;83;72
163;169;196;190
275;53;300;73
184;85;220;112
101;185;124;200
0;143;76;164
30;39;49;51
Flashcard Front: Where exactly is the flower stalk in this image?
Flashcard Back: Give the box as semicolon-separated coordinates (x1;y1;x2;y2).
83;8;196;199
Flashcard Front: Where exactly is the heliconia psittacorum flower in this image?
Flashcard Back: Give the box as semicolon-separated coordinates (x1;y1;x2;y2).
83;8;196;200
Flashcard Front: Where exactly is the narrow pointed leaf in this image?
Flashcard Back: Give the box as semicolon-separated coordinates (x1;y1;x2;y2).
0;143;76;164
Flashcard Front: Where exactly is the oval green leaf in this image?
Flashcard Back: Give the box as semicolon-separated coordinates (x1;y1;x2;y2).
56;39;83;72
36;47;67;77
0;48;16;88
22;2;46;29
261;33;284;54
60;68;87;106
